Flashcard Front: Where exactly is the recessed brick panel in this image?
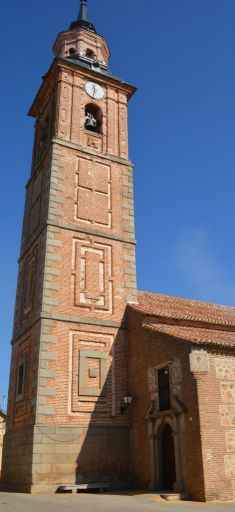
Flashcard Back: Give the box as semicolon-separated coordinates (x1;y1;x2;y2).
69;330;114;415
21;247;38;321
78;349;107;397
75;157;111;228
85;251;100;300
72;237;113;312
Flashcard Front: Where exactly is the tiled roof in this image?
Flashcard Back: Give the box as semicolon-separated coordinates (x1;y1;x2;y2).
129;291;235;328
128;291;235;348
143;320;235;348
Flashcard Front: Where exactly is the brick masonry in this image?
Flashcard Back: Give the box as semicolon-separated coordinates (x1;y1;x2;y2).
127;309;205;501
2;19;137;493
127;305;235;502
2;7;235;502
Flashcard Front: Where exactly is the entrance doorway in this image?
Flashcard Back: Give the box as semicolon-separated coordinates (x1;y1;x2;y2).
155;421;177;490
162;423;176;490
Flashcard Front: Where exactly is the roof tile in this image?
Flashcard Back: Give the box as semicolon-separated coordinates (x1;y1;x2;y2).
129;291;235;327
143;320;235;348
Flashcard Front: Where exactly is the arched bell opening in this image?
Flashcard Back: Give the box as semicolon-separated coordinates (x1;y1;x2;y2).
86;48;95;59
84;104;102;134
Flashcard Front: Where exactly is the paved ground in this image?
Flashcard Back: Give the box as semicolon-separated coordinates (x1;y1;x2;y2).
0;492;234;512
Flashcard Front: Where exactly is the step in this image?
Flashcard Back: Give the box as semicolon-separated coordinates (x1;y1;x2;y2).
160;492;189;501
58;482;111;494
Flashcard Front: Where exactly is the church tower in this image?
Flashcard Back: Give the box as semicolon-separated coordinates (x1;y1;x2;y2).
2;1;137;493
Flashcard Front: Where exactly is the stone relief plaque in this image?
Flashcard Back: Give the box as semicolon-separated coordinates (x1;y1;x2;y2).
189;350;209;373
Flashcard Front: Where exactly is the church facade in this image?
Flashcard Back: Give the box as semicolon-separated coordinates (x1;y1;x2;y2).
2;1;235;501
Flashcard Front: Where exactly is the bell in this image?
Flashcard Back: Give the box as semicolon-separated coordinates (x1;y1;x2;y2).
85;113;97;131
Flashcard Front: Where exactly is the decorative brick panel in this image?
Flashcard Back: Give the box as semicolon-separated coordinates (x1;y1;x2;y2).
86;133;103;152
224;455;235;479
21;247;38;321
75;157;111;228
72;237;113;313
85;251;100;300
78;349;107;396
69;330;114;416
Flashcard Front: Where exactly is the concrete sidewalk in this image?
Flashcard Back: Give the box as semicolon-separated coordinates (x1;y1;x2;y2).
0;491;234;512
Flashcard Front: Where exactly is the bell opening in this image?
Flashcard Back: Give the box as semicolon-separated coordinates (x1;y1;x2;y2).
85;104;102;134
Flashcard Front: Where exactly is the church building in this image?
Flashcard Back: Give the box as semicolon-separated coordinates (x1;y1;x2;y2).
2;1;235;501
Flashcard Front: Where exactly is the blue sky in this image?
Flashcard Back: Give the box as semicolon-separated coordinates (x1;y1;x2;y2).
0;0;235;398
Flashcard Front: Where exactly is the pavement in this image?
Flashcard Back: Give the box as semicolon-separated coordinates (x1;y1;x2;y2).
0;491;234;512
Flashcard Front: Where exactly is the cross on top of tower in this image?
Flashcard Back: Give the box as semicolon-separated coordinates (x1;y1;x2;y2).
70;0;97;33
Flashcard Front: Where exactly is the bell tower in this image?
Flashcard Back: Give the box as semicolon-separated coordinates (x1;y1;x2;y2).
2;1;137;493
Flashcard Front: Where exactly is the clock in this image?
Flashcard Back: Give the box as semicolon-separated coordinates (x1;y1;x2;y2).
85;82;105;100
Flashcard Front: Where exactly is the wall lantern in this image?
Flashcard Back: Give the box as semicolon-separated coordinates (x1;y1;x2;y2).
120;392;134;414
124;393;133;405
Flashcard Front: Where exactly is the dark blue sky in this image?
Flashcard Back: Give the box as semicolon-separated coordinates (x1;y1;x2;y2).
1;0;235;397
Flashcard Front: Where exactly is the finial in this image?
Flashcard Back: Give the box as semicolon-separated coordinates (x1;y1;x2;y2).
78;0;88;22
69;0;96;33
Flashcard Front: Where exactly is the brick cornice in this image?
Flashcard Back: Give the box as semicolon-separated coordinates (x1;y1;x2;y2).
47;220;136;245
52;137;133;167
11;314;127;345
41;312;127;329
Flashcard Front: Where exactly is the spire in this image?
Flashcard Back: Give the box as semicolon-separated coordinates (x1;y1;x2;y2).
79;0;88;21
69;0;97;33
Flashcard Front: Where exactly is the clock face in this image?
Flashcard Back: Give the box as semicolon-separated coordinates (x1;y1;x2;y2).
85;82;105;100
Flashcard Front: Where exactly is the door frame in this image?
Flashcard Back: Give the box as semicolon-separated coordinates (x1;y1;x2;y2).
153;414;186;492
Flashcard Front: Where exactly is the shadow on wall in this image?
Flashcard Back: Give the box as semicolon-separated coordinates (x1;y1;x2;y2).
1;316;133;493
71;318;132;489
1;425;34;492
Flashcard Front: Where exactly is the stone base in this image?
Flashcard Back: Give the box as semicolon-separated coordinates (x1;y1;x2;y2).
2;424;131;494
1;425;34;493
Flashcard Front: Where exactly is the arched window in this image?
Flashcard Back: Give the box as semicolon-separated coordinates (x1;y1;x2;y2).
69;48;76;55
86;48;95;59
85;104;102;134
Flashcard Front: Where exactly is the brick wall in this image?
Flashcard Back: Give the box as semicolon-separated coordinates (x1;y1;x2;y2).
128;309;205;501
128;308;235;501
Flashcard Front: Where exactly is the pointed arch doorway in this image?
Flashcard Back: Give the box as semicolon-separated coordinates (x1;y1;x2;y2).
155;420;177;491
162;423;176;489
